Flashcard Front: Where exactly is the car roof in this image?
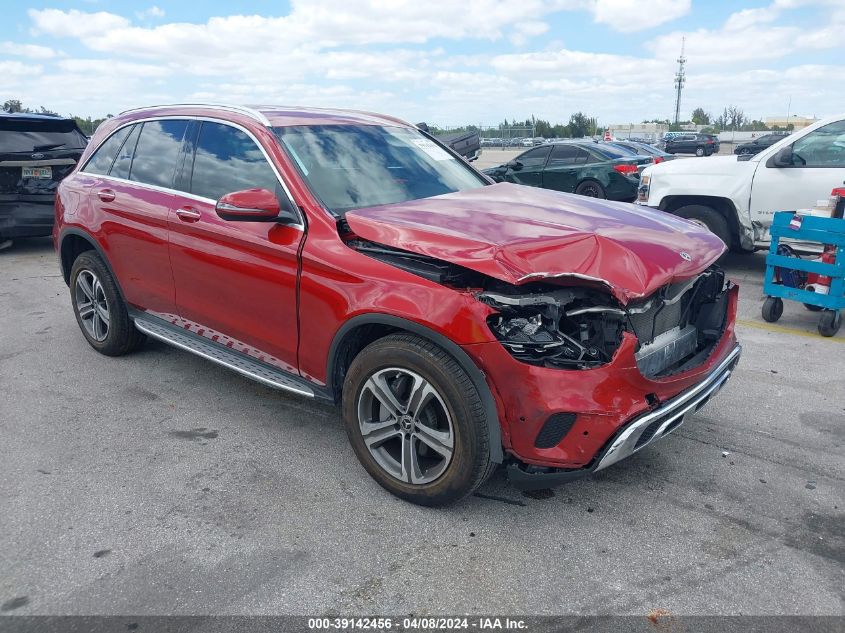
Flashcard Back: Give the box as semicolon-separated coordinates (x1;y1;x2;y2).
115;103;411;129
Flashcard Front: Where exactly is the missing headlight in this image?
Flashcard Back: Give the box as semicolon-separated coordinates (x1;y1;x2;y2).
481;287;625;369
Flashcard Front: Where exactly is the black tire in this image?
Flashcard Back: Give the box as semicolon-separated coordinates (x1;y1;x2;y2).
739;148;752;156
818;310;841;337
575;180;606;199
762;296;784;323
695;146;706;157
341;333;495;506
69;251;145;356
674;204;732;248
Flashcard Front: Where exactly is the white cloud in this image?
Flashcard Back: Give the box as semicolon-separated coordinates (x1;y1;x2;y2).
28;8;130;39
136;6;165;20
0;42;58;59
587;0;691;32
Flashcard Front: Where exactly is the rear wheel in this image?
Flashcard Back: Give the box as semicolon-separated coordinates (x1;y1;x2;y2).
674;204;731;248
69;251;145;356
695;146;706;157
341;334;494;506
575;180;606;199
818;310;841;337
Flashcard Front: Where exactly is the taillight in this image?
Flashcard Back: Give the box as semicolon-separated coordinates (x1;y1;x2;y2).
653;156;664;164
613;164;639;176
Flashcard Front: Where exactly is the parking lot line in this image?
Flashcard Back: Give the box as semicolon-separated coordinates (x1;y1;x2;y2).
736;318;845;342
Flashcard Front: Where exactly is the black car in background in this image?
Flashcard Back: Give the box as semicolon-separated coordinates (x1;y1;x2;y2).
483;141;650;201
733;133;789;156
0;113;87;248
663;132;719;156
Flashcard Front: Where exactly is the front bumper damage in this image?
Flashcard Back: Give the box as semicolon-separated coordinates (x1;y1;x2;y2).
463;282;740;490
506;342;741;490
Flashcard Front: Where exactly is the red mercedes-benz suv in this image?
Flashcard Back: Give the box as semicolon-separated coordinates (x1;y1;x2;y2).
54;104;741;505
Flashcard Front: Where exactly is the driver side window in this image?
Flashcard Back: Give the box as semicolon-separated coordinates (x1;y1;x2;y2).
791;120;845;167
516;146;551;168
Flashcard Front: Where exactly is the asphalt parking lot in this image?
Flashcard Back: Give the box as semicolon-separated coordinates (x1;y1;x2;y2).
1;237;843;616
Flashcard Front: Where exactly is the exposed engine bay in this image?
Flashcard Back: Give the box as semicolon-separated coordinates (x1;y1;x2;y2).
347;235;731;377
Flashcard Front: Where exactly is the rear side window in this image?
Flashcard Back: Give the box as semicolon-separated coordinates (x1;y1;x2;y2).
129;120;189;188
82;126;132;175
110;125;141;180
189;121;279;201
0;118;87;153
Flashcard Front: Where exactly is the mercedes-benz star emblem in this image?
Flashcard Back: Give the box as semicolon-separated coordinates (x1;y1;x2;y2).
680;251;692;261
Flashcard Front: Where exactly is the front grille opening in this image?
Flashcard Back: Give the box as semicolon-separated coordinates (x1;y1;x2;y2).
632;267;730;378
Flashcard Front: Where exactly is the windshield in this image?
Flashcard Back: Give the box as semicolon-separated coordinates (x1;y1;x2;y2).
0;118;87;153
274;125;486;214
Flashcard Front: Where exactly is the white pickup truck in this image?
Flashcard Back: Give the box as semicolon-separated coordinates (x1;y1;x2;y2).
637;114;845;251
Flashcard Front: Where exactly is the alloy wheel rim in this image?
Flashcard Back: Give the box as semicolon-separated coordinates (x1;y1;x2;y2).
357;367;454;485
75;270;110;342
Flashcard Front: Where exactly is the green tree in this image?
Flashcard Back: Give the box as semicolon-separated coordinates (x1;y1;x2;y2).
3;99;24;113
691;107;711;125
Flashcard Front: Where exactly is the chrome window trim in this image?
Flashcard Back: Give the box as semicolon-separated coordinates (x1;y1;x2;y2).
117;103;271;127
81;115;304;229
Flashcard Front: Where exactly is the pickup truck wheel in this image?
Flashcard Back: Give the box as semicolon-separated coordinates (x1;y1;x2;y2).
674;205;731;248
695;147;706;157
575;180;606;199
342;333;494;506
69;251;145;356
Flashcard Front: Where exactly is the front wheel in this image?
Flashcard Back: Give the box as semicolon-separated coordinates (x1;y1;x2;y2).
575;180;606;199
69;251;145;356
762;297;784;323
674;204;731;248
342;334;494;506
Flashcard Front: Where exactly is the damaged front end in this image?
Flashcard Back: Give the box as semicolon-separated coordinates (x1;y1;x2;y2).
481;267;732;377
348;234;732;378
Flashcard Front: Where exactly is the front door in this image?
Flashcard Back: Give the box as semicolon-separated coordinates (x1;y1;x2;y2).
167;120;304;374
750;119;845;230
506;146;550;188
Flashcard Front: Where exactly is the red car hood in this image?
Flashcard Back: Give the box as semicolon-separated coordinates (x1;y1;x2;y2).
345;182;726;303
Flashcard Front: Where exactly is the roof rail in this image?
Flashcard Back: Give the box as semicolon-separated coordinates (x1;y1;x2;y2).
117;103;271;126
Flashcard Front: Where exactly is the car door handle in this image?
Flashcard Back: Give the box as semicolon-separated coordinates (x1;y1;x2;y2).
96;189;115;202
175;207;201;222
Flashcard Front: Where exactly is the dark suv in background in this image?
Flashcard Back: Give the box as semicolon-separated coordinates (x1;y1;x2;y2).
663;133;719;157
733;132;789;156
0;113;87;249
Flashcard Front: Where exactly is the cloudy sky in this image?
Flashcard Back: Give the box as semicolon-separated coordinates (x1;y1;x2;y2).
1;0;843;126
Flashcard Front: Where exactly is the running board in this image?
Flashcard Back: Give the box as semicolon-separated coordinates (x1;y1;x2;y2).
133;317;315;398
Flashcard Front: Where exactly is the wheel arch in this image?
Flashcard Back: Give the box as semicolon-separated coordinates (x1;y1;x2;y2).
659;195;741;248
59;228;127;301
327;313;504;463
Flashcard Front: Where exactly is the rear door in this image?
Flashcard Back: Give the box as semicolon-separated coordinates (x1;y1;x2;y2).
167;119;304;374
750;119;845;231
0;116;87;236
79;119;188;315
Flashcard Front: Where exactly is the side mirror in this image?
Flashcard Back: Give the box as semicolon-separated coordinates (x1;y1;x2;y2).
768;145;794;168
215;188;298;224
506;160;523;171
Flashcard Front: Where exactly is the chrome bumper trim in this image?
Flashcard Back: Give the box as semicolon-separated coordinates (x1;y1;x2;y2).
593;343;742;472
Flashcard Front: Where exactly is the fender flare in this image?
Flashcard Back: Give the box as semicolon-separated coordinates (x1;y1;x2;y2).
327;313;504;463
58;227;128;301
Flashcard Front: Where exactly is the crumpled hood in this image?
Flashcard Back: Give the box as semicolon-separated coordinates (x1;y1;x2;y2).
345;182;726;303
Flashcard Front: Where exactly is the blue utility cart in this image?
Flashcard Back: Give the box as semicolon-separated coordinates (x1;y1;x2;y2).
762;211;845;337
